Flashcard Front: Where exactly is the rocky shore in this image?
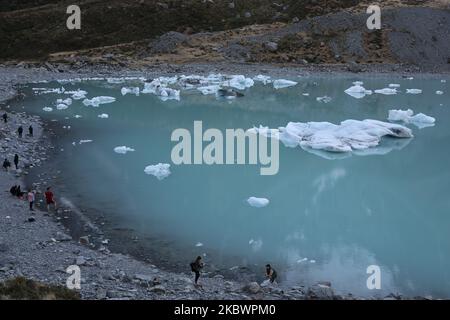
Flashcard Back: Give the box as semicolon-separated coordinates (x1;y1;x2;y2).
0;63;443;300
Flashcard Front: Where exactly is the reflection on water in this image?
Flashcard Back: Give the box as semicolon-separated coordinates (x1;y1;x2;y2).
15;74;450;297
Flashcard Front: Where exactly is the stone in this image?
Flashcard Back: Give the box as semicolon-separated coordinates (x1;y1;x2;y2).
76;256;87;266
55;231;72;241
306;283;336;300
79;236;89;245
148;285;166;294
243;282;261;294
27;217;36;222
264;42;278;52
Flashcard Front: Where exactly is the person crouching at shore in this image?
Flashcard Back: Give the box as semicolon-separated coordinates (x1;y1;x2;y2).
45;186;57;212
265;264;278;284
3;158;11;171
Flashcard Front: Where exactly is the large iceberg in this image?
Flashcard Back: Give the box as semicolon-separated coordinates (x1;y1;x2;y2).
388;109;435;127
251;119;413;155
144;163;171;180
82;96;116;107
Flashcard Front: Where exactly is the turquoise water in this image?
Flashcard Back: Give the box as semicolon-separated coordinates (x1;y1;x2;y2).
17;75;450;297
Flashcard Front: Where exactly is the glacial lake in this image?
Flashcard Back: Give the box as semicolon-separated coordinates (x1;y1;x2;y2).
15;74;450;297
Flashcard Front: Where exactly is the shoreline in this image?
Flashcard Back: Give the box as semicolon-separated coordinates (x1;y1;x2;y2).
1;62;445;300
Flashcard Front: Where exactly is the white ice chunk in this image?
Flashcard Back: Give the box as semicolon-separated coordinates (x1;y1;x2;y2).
375;88;398;95
388;109;414;122
253;75;271;84
388;84;401;88
247;197;270;208
43;107;53;112
227;75;254;90
409;113;435;124
195;242;204;247
406;89;422;94
114;146;135;154
436;91;444;95
79;140;93;144
121;87;140;96
316;96;332;103
82;96;116;107
57;98;72;105
98;113;109;119
69;89;87;100
344;85;373;99
56;103;68;110
144;163;171;180
273;79;298;89
353;81;364;86
197;85;220;95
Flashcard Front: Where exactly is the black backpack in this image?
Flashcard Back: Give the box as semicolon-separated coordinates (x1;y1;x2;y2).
190;262;197;272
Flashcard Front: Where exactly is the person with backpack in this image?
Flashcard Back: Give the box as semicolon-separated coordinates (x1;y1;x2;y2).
2;113;7;123
28;125;34;137
190;256;204;286
18;126;23;138
2;158;11;171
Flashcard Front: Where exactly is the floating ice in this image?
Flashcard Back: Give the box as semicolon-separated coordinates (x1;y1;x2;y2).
273;79;298;89
68;89;88;100
316;96;332;103
442;80;447;83
197;85;221;95
144;163;171;180
375;88;398;95
436;91;444;95
42;107;53;112
74;115;82;118
253;75;271;84
297;258;308;263
121;87;140;96
114;146;135;154
79;140;93;144
56;104;68;110
344;85;373;99
195;242;204;247
57;98;72;105
247;197;270;208
353;81;364;86
98;113;109;119
388;109;435;126
406;89;422;94
389;84;401;88
227;75;254;90
248;239;263;251
142;80;180;101
302;93;310;96
82;96;116;107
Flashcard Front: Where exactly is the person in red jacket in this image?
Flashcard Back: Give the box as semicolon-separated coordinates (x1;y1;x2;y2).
45;186;57;212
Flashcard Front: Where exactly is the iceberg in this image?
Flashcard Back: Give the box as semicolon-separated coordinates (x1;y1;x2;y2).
273;79;298;89
247;197;270;208
388;109;435;127
406;89;422;94
56;103;68;110
253;75;271;84
389;84;400;88
57;98;72;105
42;107;53;112
79;140;93;144
82;96;116;107
114;146;135;154
436;91;444;95
144;163;171;180
316;96;332;103
197;85;220;95
121;87;140;96
227;75;254;90
375;88;398;95
142;80;180;100
344;85;373;99
68;89;87;100
98;113;109;119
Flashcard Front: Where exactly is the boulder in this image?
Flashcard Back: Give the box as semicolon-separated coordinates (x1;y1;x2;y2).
243;282;261;294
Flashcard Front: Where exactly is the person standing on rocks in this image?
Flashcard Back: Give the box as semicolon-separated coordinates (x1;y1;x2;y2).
14;154;19;170
27;189;35;211
2;158;11;171
28;125;33;137
265;264;278;284
2;113;7;123
45;186;57;212
18;126;23;138
190;256;204;286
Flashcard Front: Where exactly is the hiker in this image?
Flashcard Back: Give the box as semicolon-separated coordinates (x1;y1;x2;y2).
2;158;11;171
45;186;57;212
28;125;33;137
18;126;23;138
15;185;25;199
13;154;19;170
265;264;278;284
27;189;35;211
2;113;7;123
190;256;204;286
10;185;18;196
